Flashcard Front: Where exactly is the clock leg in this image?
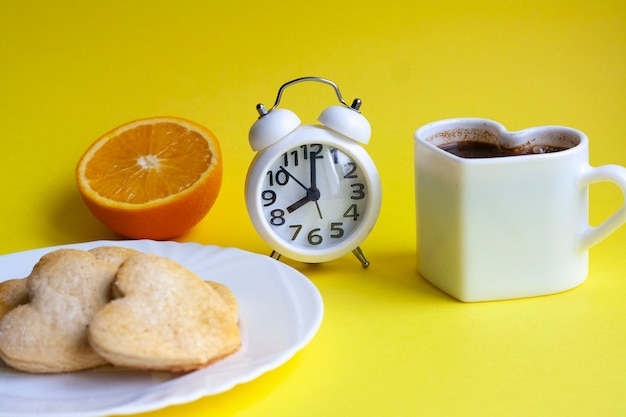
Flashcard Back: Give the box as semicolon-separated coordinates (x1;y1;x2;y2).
352;246;370;268
270;250;282;261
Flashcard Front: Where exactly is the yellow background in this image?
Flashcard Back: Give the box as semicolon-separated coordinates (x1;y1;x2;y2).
1;1;625;416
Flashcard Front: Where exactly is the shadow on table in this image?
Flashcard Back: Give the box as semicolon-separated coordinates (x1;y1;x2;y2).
282;249;455;304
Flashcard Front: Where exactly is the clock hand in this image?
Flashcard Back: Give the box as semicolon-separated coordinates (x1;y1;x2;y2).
287;195;310;213
309;151;319;192
309;152;323;219
283;153;324;216
286;187;321;213
278;167;307;190
314;201;323;219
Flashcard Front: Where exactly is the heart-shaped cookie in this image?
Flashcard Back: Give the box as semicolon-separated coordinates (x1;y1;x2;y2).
0;278;28;320
0;249;117;373
88;253;241;372
88;246;141;268
0;247;139;324
207;281;238;324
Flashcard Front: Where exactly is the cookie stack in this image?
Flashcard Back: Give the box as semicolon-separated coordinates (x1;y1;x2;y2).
0;247;241;374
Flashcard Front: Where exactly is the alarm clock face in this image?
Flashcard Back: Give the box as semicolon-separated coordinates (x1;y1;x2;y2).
246;126;381;263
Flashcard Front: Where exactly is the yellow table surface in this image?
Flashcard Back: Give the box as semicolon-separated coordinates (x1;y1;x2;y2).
1;1;625;416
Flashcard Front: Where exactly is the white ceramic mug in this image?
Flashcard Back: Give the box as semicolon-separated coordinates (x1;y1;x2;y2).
414;118;626;302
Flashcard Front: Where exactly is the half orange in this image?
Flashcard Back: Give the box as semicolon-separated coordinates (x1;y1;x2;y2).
76;117;222;239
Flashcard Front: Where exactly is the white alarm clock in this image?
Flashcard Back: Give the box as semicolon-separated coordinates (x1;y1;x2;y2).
245;77;382;268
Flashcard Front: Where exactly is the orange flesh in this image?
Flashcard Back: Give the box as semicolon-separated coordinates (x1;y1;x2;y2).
83;122;213;204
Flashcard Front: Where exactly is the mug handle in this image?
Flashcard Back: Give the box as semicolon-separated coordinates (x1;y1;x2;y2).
578;164;626;251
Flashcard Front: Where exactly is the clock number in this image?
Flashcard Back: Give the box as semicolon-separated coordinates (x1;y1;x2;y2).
309;143;323;155
343;162;358;179
289;224;302;240
307;228;323;245
343;204;360;221
330;149;358;179
261;190;277;206
282;150;299;167
286;223;345;245
266;169;289;186
278;143;324;169
330;222;344;238
350;183;365;200
270;209;286;226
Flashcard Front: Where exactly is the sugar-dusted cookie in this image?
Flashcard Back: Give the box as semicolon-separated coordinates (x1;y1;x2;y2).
88;246;141;268
88;253;241;372
0;249;117;373
207;281;239;323
0;278;28;320
89;246;238;321
0;246;137;322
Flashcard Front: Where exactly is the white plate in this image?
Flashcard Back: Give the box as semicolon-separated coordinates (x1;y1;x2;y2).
0;240;324;417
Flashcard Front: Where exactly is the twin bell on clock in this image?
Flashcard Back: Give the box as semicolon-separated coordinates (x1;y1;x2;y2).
245;77;382;268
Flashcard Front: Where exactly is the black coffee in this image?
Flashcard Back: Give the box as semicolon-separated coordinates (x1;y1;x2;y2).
439;141;568;158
